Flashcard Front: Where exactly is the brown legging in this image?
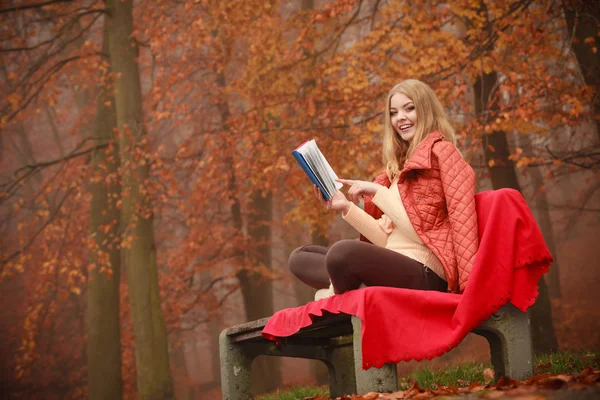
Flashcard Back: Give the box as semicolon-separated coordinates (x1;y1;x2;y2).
288;239;448;294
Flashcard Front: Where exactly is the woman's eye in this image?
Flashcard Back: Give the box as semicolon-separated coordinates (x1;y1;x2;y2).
406;106;415;111
390;111;397;116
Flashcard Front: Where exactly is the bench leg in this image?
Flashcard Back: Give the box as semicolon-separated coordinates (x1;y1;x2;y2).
322;344;357;398
352;316;398;394
219;330;255;400
475;305;534;381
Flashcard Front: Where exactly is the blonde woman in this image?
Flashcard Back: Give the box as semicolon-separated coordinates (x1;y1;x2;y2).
289;79;479;299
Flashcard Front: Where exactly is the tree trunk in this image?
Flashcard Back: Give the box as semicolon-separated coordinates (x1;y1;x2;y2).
562;0;600;139
86;20;123;400
214;61;281;392
208;316;222;385
106;1;173;398
474;71;558;355
238;192;282;394
199;269;222;385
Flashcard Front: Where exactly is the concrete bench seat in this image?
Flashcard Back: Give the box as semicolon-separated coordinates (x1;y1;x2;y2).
219;304;533;400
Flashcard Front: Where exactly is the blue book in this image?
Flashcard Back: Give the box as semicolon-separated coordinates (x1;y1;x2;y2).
292;139;342;200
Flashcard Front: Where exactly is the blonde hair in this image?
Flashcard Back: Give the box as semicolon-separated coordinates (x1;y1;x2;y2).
383;79;456;179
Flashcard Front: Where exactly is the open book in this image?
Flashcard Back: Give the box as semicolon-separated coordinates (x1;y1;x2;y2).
292;139;343;200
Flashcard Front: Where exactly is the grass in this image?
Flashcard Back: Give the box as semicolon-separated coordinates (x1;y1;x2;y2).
258;385;328;400
258;349;599;399
399;361;492;390
534;348;599;375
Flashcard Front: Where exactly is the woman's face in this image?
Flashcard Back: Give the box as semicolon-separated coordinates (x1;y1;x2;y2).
390;92;417;143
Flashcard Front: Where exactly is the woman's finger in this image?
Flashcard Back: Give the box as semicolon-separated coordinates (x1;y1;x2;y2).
314;185;323;203
313;185;331;209
336;178;356;186
349;187;357;204
351;184;360;202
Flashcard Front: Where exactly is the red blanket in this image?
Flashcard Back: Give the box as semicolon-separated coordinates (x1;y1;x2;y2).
262;189;553;369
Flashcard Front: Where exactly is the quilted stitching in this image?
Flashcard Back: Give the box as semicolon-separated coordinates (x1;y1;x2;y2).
361;132;479;293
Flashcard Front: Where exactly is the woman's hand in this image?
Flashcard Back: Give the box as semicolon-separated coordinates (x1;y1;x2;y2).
313;185;351;214
336;178;383;204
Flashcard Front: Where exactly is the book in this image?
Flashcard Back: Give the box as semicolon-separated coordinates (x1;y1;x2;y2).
292;139;343;200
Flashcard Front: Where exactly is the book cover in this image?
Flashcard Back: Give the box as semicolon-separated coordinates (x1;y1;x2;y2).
291;139;342;200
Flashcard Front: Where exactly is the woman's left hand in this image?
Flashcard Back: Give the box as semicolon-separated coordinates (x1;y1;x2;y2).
336;178;383;204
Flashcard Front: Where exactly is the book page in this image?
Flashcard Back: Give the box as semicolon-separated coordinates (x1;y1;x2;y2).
312;141;343;192
301;150;330;198
297;140;341;197
307;147;336;195
304;150;332;198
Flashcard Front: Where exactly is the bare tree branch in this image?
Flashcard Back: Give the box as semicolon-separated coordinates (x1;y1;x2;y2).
1;52;104;126
0;187;74;271
0;140;109;205
546;145;600;169
0;0;73;14
1;9;106;53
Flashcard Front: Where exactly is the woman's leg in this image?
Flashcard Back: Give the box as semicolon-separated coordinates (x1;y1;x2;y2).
325;239;447;294
288;244;331;289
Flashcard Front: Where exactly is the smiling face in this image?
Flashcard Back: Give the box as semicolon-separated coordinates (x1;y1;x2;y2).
389;92;417;143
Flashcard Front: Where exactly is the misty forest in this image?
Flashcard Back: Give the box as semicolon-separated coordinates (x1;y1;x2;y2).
0;0;598;399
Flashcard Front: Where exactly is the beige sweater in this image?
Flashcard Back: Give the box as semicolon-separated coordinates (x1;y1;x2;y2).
342;181;446;281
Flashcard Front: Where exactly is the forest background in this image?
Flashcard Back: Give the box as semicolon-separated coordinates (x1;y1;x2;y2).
0;0;598;399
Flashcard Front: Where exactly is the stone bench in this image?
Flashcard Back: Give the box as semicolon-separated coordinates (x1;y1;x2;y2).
219;304;533;400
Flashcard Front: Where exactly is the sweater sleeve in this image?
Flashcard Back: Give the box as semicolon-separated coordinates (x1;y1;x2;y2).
342;203;389;247
371;186;406;229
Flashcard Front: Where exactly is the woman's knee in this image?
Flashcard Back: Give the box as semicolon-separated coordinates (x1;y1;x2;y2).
288;245;310;277
325;240;359;276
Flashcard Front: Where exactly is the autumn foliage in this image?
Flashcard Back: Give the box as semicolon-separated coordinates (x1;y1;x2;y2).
0;0;598;398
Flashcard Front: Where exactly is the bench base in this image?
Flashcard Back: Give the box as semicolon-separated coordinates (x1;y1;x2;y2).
219;304;532;399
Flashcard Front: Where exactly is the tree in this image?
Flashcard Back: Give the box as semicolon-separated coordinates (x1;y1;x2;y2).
475;70;559;355
106;0;173;398
562;0;600;139
86;20;122;400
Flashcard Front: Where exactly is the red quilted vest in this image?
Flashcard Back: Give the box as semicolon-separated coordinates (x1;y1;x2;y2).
362;132;479;293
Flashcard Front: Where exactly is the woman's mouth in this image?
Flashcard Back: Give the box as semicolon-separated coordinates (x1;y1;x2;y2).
399;124;413;131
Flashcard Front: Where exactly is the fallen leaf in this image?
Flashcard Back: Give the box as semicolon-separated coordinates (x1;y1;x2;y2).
400;382;426;399
465;383;486;393
525;373;554;385
412;393;433;399
575;366;595;379
359;392;380;400
495;376;518;389
379;390;404;399
534;377;567;390
581;372;600;385
553;374;572;382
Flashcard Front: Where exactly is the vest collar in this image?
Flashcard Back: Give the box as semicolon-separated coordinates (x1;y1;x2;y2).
402;131;443;172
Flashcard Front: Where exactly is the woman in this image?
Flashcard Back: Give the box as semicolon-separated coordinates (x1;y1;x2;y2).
288;79;479;299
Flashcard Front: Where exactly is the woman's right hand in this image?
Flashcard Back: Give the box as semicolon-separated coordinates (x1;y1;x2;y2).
313;185;351;214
